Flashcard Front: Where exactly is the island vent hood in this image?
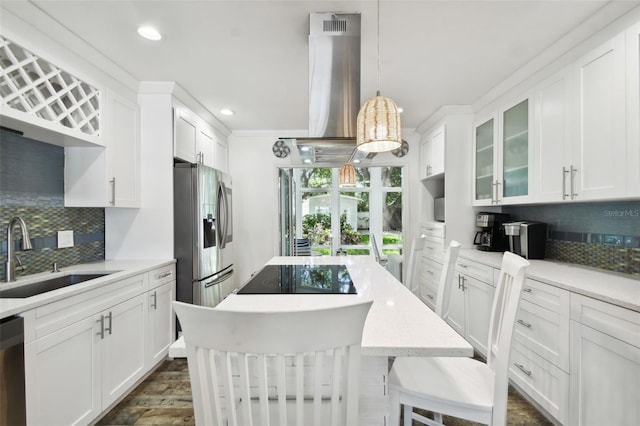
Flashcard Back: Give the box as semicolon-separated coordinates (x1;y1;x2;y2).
286;12;375;166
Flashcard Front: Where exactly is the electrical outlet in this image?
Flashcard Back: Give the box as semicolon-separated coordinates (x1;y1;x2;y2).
58;230;74;248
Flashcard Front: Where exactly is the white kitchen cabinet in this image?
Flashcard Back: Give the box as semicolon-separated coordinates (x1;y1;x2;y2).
446;257;496;356
64;89;141;208
532;67;574;202
197;126;215;167
174;107;198;163
572;32;627;200
23;265;176;426
25;314;101;425
101;293;146;408
418;223;446;310
147;266;176;367
509;279;571;424
626;22;640;197
420;125;445;180
473;94;533;206
569;294;640;426
214;137;229;173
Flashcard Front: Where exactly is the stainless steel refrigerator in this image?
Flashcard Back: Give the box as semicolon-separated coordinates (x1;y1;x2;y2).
174;163;233;309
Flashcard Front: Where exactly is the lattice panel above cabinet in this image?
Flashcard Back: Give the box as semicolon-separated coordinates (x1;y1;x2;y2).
0;36;100;138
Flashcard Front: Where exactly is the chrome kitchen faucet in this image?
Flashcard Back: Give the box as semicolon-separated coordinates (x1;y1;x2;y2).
5;216;32;282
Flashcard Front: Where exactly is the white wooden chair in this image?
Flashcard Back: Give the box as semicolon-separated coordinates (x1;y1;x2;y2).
388;251;530;426
403;234;427;294
173;300;373;426
434;240;461;319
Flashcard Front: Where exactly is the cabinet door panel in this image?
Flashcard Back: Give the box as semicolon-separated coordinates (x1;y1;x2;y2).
445;276;465;337
102;294;146;407
570;322;640;426
174;109;197;163
574;34;626;199
148;281;175;366
474;117;496;205
26;317;100;426
534;68;572;202
464;276;494;356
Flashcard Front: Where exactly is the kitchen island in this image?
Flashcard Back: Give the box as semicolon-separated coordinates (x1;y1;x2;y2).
171;255;473;425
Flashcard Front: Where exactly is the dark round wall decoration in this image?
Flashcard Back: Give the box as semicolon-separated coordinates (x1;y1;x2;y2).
391;140;409;158
272;139;290;158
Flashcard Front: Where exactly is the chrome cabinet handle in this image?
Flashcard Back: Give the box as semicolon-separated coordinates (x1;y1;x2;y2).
104;312;113;335
522;288;532;293
157;271;172;279
96;315;105;339
109;178;116;206
562;167;570;200
150;291;157;310
514;363;532;376
459;263;468;268
495;181;501;203
570;165;578;199
426;269;434;275
427;294;434;300
517;319;532;328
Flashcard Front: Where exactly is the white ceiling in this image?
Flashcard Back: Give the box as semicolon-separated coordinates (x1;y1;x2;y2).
2;1;639;133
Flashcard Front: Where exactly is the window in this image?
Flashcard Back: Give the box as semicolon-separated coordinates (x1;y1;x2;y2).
287;166;404;256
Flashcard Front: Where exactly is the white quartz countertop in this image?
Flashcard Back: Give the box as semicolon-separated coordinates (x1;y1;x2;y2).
171;256;474;359
0;259;175;319
459;249;640;312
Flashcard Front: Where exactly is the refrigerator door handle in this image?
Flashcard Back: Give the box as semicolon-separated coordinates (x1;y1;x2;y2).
221;181;230;247
204;268;234;288
216;182;225;249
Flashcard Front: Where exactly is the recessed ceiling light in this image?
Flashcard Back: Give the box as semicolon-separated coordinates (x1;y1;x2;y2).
220;108;235;116
137;26;162;41
353;159;361;163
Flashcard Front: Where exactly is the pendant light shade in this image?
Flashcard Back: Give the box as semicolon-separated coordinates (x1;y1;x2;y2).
356;92;402;152
356;0;402;153
339;164;357;186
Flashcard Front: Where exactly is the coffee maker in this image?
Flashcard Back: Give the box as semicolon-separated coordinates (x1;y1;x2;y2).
473;212;510;251
504;221;548;259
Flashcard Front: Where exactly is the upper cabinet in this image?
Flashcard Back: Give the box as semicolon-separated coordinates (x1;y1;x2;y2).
473;93;533;206
65;89;140;208
173;105;228;172
420;125;445;180
572;33;627;200
475;20;640;206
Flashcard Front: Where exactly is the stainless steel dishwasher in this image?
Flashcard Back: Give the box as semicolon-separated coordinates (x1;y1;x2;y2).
0;315;26;426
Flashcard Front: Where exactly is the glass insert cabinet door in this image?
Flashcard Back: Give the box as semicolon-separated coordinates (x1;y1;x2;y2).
502;99;529;198
475;118;495;201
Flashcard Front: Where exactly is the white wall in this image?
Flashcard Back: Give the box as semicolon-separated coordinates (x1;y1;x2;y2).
105;92;174;259
229;131;421;287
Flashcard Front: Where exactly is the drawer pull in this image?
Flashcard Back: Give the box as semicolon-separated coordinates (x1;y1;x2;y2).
427;294;434;300
514;363;532;376
157;271;172;279
459;263;468;268
522;288;532;293
104;311;113;335
426;270;434;275
517;319;532;328
150;291;157;310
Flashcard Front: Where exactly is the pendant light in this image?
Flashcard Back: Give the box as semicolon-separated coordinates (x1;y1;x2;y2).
339;164;357;186
356;0;402;153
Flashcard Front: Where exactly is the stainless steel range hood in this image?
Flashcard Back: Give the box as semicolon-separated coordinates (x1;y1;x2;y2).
286;12;375;166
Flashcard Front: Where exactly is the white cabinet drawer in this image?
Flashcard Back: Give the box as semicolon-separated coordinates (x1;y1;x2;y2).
33;273;147;340
149;264;176;289
510;341;569;425
421;257;442;286
522;278;570;315
420;281;438;310
456;258;494;285
514;299;570;372
570;293;640;348
422;236;445;263
420;222;445;239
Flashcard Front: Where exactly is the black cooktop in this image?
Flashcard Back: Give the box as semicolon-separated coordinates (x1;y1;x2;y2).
237;264;357;295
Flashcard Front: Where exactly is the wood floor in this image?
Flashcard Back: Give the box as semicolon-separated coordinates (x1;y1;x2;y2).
98;359;553;426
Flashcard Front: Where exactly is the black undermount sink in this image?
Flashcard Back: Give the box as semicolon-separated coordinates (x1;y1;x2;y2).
0;273;115;298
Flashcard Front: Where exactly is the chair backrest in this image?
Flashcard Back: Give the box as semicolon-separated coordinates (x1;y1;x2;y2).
294;238;311;256
173;300;373;426
434;240;461;318
485;251;529;426
404;234;427;294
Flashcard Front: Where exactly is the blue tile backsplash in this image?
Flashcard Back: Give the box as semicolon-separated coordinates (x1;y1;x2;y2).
0;128;105;279
503;202;640;275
